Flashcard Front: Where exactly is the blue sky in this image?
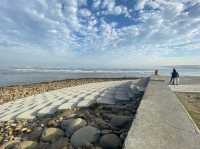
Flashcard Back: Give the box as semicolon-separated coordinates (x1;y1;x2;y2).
0;0;200;68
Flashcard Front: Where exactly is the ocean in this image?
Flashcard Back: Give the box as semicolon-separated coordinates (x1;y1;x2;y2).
0;66;200;87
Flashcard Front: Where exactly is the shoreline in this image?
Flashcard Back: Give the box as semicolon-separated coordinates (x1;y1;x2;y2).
0;77;139;105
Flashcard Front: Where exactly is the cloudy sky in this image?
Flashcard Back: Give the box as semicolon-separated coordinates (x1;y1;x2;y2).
0;0;200;68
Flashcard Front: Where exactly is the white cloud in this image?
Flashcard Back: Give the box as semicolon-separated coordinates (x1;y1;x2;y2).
61;0;80;31
79;8;91;17
0;0;200;67
78;0;88;7
135;0;149;10
92;0;101;9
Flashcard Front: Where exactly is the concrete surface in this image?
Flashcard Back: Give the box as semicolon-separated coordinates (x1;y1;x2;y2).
0;79;140;121
125;78;200;149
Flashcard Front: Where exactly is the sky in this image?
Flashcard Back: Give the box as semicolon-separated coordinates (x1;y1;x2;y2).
0;0;200;68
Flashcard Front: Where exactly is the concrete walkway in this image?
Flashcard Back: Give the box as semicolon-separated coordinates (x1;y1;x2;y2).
125;78;200;149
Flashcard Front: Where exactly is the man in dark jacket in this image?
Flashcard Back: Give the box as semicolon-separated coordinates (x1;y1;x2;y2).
169;68;179;85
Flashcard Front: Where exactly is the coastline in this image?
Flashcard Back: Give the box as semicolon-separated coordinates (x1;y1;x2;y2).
0;77;139;105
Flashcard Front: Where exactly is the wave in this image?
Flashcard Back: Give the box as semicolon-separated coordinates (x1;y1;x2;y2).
11;68;154;74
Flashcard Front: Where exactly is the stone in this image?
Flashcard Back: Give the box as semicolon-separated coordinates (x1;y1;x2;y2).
95;118;110;129
23;127;43;140
99;134;121;149
101;129;113;135
0;135;4;143
120;132;127;140
110;115;132;128
63;113;78;119
50;137;69;149
37;142;50;149
47;119;59;127
41;128;64;143
10;123;17;127
4;141;20;149
95;146;103;149
61;118;87;137
19;141;38;149
71;126;100;148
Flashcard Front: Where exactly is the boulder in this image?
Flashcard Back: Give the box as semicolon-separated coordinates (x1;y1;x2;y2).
99;134;121;149
0;135;3;143
61;118;87;137
41;128;64;143
110;115;132;128
37;142;50;149
95;118;110;129
71;126;100;148
50;137;69;149
19;141;38;149
23;127;43;140
4;141;19;149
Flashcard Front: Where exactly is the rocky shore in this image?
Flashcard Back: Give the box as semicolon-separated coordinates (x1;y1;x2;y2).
0;78;138;105
0;89;144;149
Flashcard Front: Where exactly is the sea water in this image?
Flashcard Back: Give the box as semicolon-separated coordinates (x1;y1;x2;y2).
0;66;200;87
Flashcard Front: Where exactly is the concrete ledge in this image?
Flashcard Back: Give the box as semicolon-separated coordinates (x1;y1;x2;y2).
124;79;200;149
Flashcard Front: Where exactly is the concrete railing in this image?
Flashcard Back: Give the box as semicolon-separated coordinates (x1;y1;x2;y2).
124;77;200;149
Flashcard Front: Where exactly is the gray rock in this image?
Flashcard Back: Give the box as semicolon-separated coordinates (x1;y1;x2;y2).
101;129;113;135
50;137;69;149
4;141;19;149
19;141;38;149
37;142;50;149
0;135;3;143
23;127;43;140
47;119;59;127
95;118;110;129
110;115;132;128
120;132;127;140
100;134;121;149
61;118;87;137
71;126;100;148
41;128;64;143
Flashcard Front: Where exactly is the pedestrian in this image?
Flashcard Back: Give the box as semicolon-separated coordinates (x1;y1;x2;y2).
169;68;179;85
154;69;158;75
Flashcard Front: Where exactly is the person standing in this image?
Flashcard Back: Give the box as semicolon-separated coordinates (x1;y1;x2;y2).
169;68;179;85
